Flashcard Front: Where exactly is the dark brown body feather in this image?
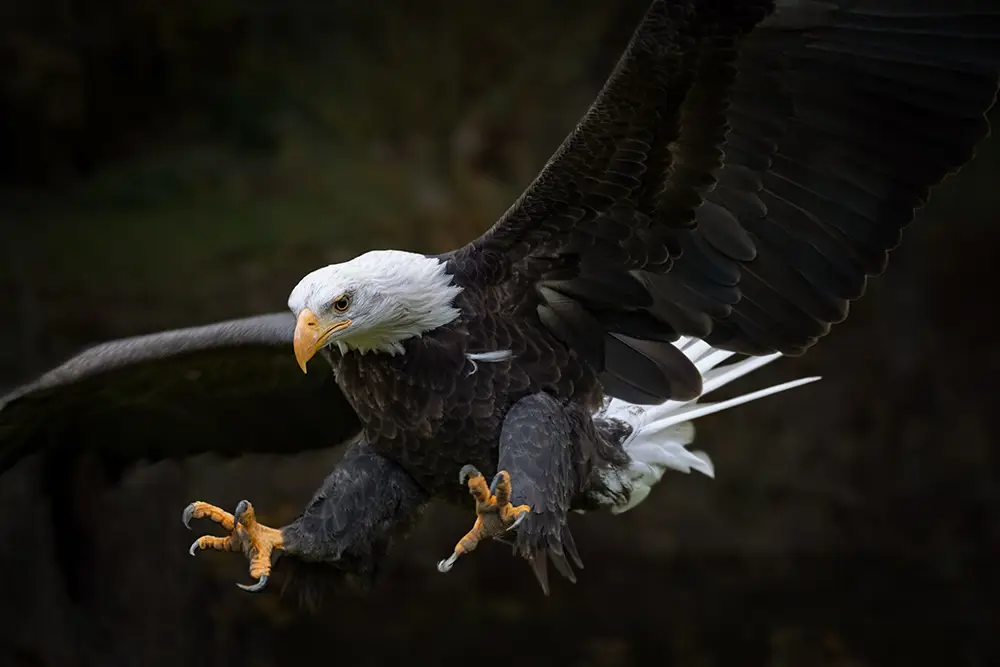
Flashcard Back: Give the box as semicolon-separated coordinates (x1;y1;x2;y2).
331;271;605;500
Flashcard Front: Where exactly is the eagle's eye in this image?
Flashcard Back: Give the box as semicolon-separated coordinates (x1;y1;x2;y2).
332;294;351;313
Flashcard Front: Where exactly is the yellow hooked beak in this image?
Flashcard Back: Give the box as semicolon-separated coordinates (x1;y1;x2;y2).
293;308;351;373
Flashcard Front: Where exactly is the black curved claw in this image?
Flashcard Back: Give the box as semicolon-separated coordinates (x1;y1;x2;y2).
458;464;480;485
182;503;196;529
233;500;250;524
488;471;505;496
237;575;269;593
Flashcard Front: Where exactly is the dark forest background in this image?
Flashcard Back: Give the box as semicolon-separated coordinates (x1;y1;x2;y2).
0;1;998;666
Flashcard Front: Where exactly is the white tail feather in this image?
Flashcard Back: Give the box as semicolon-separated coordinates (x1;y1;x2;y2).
596;337;820;515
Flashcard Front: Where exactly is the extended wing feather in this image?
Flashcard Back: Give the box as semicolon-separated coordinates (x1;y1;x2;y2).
446;0;999;399
447;0;770;403
0;313;361;473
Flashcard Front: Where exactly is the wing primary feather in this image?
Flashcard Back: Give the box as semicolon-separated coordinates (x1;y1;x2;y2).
604;334;703;402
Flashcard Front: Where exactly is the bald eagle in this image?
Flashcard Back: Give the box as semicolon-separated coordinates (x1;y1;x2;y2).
2;0;999;596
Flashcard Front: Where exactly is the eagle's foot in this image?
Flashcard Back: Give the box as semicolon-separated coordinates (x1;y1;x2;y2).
436;465;530;573
183;499;284;592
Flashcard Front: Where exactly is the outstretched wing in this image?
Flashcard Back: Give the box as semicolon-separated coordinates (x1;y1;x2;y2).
447;0;1000;402
0;313;360;474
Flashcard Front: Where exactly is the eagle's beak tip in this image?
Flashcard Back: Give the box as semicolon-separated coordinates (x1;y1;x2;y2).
293;308;321;373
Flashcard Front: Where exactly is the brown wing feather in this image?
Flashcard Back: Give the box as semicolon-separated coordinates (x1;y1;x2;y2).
448;0;770;403
679;2;1000;355
447;0;1000;401
0;313;360;473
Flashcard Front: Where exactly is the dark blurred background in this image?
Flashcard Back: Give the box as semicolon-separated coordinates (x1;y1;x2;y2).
0;1;998;666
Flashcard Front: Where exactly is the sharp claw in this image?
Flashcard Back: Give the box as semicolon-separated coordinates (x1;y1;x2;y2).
188;538;201;556
182;503;195;529
237;575;269;593
234;500;250;524
506;512;528;532
437;553;458;573
458;464;480;485
489;472;504;495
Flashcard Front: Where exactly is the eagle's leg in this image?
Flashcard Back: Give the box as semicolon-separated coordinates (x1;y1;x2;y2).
182;439;427;597
436;465;530;573
438;393;585;594
183;499;283;592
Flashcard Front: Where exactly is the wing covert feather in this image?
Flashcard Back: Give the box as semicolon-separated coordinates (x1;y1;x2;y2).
444;0;999;398
0;313;360;473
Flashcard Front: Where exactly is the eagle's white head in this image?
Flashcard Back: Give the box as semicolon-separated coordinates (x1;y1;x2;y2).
287;250;463;365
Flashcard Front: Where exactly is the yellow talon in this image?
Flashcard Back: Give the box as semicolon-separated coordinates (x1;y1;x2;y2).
437;466;530;573
183;499;284;592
